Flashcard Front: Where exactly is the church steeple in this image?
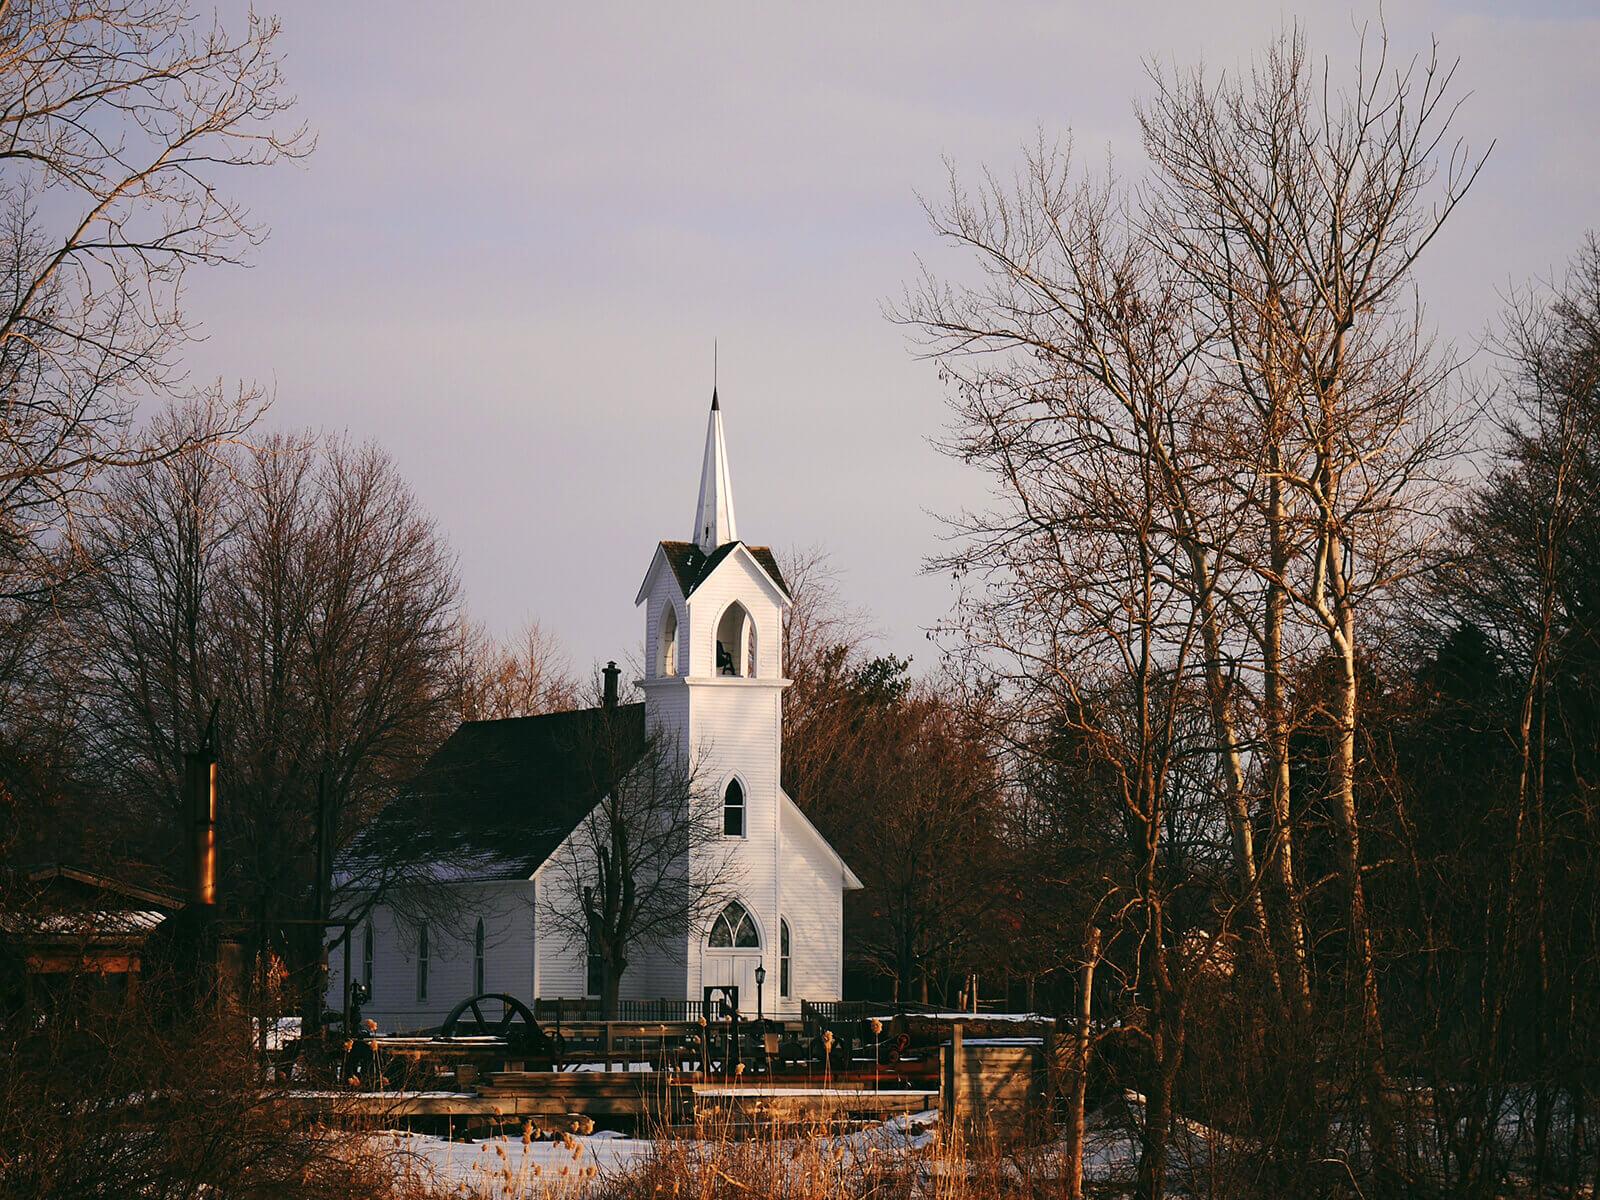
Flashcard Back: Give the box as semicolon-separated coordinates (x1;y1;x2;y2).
692;390;738;553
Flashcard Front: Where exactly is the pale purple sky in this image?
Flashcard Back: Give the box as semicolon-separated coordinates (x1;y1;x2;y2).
185;2;1600;673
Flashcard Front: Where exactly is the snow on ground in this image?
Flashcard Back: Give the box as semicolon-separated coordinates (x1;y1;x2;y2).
380;1126;652;1197
380;1109;945;1197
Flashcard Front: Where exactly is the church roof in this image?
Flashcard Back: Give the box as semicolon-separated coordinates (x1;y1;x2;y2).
658;539;791;600
346;702;649;882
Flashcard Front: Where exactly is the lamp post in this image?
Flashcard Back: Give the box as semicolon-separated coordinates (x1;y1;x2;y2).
754;963;768;1076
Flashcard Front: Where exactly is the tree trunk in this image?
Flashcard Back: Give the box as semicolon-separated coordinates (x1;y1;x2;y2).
1264;470;1312;1016
1066;925;1102;1200
1328;582;1398;1181
601;950;627;1020
1191;543;1284;1011
1135;1012;1183;1200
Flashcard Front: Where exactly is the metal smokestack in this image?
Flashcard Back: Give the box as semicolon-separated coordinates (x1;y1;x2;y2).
185;749;218;908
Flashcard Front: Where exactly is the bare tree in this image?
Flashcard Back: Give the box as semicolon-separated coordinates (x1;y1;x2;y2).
901;24;1482;1193
70;411;461;1027
1139;30;1482;1171
451;618;581;722
0;1;307;609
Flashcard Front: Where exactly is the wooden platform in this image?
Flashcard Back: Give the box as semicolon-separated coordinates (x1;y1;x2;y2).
284;1074;938;1124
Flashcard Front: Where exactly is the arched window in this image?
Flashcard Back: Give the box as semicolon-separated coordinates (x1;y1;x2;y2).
715;603;752;676
362;921;375;997
707;900;761;949
780;918;792;998
416;923;430;1002
746;618;758;678
723;778;745;837
473;918;486;993
658;604;679;676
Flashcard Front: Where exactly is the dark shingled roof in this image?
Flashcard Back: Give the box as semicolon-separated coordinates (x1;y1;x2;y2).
350;703;649;881
658;540;790;599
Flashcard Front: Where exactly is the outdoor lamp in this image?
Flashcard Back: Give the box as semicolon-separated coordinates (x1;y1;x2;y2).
755;964;766;1021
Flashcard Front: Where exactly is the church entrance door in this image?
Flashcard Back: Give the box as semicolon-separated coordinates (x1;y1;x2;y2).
705;900;764;1019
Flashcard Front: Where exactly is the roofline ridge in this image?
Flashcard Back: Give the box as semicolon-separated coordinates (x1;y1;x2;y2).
459;699;644;729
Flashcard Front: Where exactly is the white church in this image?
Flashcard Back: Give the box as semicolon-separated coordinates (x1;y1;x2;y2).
330;395;861;1031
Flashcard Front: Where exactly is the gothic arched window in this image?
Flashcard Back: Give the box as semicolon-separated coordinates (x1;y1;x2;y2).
723;778;745;837
708;900;760;949
416;923;430;1002
362;921;375;998
659;604;679;676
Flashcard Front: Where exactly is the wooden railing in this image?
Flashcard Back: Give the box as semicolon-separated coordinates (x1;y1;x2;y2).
532;997;709;1024
800;999;947;1025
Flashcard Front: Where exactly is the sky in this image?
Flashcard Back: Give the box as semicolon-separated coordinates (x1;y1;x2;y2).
184;1;1600;675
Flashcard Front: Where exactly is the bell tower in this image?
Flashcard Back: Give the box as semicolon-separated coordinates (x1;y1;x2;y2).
634;390;793;1006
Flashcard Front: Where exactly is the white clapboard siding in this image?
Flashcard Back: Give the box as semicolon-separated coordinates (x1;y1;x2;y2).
780;792;847;1007
328;879;536;1033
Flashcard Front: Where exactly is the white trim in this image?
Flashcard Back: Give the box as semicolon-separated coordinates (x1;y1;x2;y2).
633;544;687;608
531;874;541;999
638;674;791;690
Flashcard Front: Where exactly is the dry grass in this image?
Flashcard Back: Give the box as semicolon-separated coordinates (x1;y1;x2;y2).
388;1105;1082;1200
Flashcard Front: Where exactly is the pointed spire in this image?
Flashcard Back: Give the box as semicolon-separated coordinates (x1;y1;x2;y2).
692;390;738;554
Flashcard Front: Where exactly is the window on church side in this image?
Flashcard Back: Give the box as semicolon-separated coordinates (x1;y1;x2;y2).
416;923;430;1002
723;778;745;837
780;918;791;998
659;605;678;676
708;900;760;949
474;917;486;994
363;921;374;998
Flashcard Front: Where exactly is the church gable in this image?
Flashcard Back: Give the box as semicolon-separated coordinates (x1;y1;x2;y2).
682;548;788;680
637;540;790;606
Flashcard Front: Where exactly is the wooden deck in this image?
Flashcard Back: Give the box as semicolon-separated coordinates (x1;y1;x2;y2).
284;1073;938;1124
